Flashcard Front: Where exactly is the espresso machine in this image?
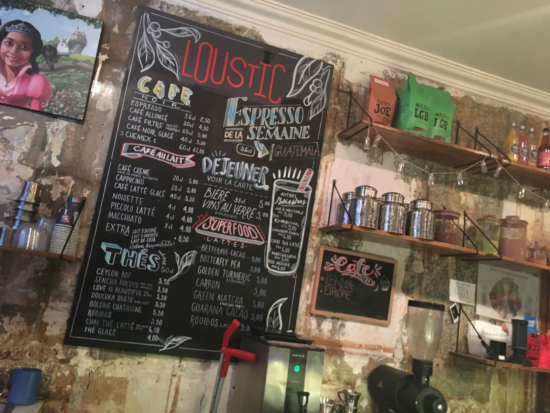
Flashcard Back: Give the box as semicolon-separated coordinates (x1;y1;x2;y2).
231;327;325;413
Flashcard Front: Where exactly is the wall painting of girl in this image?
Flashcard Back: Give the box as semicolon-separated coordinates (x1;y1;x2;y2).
0;0;103;121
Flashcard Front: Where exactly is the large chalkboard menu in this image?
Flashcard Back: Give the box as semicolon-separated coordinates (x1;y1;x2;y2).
65;7;333;359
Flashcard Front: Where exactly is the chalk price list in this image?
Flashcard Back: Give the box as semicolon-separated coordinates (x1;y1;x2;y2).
83;91;216;344
192;177;275;332
114;82;276;340
80;80;307;346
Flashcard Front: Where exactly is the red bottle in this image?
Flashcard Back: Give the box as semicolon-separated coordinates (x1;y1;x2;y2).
537;128;550;170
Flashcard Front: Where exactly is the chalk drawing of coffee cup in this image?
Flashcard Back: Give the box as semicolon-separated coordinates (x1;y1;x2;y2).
266;170;313;276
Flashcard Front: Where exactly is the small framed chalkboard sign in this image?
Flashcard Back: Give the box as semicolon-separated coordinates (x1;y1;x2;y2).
311;246;396;325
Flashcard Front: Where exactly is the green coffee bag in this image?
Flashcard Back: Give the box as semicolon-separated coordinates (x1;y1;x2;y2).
393;72;432;138
424;87;454;143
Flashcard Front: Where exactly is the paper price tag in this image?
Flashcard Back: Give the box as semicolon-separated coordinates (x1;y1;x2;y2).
449;279;476;306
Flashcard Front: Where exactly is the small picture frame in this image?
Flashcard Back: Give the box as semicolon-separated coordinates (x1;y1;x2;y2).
449;302;460;324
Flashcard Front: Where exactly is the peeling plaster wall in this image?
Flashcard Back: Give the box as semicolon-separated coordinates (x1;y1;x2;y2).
0;1;547;412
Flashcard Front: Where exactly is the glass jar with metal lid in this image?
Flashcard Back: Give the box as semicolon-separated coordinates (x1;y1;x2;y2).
475;215;500;254
434;209;461;245
498;215;528;260
337;192;355;225
378;192;406;234
350;185;379;229
527;242;547;265
408;199;435;240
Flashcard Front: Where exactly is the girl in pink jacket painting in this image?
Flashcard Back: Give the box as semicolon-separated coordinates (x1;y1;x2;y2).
0;20;52;111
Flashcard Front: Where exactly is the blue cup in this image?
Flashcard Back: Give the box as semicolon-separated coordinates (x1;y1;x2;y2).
6;368;51;406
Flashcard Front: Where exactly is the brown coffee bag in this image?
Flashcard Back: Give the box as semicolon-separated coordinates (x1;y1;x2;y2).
364;75;397;126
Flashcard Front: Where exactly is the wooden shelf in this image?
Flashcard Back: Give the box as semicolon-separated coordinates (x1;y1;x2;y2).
339;121;503;170
0;246;77;261
465;254;550;276
319;224;550;276
339;121;550;191
449;352;550;374
501;162;550;191
320;224;477;256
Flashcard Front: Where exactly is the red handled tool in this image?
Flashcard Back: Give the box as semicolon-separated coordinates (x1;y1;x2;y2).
209;319;256;413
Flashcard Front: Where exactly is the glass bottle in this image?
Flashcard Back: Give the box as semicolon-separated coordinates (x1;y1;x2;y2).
518;125;528;164
12;221;46;251
527;127;538;167
504;123;519;162
37;217;55;251
537;127;550;170
475;215;500;254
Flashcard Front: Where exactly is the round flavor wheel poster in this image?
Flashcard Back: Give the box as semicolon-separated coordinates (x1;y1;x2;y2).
489;277;522;319
476;264;538;322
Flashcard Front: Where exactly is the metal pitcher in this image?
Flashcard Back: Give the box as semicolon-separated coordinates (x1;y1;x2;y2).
337;389;361;410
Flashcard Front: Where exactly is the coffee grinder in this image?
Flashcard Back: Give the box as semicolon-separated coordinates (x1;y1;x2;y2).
368;300;447;413
231;327;324;413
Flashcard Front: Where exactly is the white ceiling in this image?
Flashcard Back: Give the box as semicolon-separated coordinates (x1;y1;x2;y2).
275;0;550;93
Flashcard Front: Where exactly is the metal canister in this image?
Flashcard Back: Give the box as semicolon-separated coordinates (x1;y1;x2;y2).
337;192;355;224
408;199;435;240
351;185;379;228
378;192;406;234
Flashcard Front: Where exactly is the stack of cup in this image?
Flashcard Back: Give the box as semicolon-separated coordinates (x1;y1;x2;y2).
66;197;82;252
48;196;84;256
48;208;74;255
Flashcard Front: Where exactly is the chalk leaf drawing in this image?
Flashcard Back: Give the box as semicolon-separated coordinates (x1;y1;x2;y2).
267;297;288;330
138;12;201;79
287;57;323;98
167;250;198;285
287;56;331;120
138;16;155;72
158;335;191;352
156;42;180;79
161;27;201;40
306;67;331;120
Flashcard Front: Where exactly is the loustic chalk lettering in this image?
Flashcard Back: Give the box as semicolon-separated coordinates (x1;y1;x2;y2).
180;41;287;104
121;143;195;168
